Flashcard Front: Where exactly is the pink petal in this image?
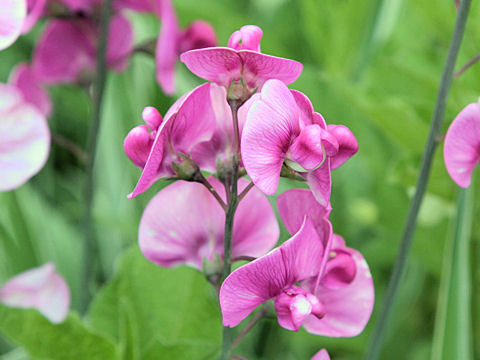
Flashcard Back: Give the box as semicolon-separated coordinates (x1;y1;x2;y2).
303;247;374;337
312;349;330;360
114;0;153;12
22;0;46;34
291;90;315;127
0;84;50;191
304;159;331;208
228;25;263;52
32;19;96;84
239;50;303;89
327;124;358;170
9;63;52;117
444;102;480;187
106;14;134;72
123;125;153;169
321;250;357;290
142;106;162;130
277;188;331;236
289;124;326;171
178;20;217;54
220;217;323;327
155;0;180;94
0;263;70;324
0;0;26;50
180;47;243;88
275;292;312;331
241;79;300;195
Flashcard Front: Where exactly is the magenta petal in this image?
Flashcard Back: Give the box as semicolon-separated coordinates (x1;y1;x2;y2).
123;125;153;169
106;14;133;72
312;349;331;360
9;63;52;116
275;292;312;331
228;25;263;52
303;248;374;337
444;102;480;187
180;47;242;87
0;0;26;50
0;84;50;191
155;0;180;94
142;106;162;130
321;250;357;290
277;188;331;236
291;90;315;127
304;160;331;207
289;124;325;171
242;79;299;195
32;19;95;84
327;124;358;170
239;50;303;89
22;0;46;34
220;218;323;327
178;20;217;54
0;263;70;324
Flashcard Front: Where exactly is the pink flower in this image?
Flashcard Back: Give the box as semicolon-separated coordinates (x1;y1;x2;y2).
0;83;50;191
125;83;217;198
241;79;358;206
139;177;279;269
0;0;26;50
180;25;302;90
0;263;70;324
312;349;330;360
444;101;480;187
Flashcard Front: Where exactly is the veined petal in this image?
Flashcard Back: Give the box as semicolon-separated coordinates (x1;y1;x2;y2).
0;0;26;50
180;47;243;87
220;218;323;327
0;263;70;324
327;124;358;170
242;79;299;195
291;89;315;127
444;102;480;187
312;349;330;360
0;84;50;191
304;159;331;207
107;14;133;72
303;247;374;337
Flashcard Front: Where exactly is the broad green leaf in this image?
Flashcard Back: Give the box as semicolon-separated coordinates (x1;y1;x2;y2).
87;247;221;359
0;306;117;360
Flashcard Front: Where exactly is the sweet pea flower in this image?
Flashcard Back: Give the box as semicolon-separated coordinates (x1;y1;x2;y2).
0;0;26;50
312;349;330;360
180;25;303;90
0;263;70;324
444;101;480;187
139;177;279;269
0;83;50;191
241;79;358;206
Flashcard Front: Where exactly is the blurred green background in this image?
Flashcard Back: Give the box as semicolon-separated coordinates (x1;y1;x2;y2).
0;0;479;359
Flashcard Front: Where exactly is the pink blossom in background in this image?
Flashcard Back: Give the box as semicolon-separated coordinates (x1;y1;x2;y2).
277;189;374;337
312;349;330;360
0;84;50;191
444;101;480;187
241;79;358;206
138;177;279;269
125;83;217;198
180;24;302;90
0;263;70;323
0;0;26;50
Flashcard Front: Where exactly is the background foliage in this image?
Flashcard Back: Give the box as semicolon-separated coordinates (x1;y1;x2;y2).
0;0;479;359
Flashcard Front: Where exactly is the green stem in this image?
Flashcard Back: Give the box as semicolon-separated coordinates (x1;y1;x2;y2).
364;1;472;358
80;0;113;314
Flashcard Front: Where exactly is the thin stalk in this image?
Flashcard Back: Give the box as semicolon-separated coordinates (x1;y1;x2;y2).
232;307;267;348
238;181;255;202
195;170;227;210
454;53;480;78
80;0;113;313
364;1;472;359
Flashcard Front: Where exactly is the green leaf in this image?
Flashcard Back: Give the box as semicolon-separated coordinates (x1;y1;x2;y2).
87;247;221;359
0;305;118;360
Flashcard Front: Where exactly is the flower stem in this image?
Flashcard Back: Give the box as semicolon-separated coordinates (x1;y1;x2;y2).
80;0;112;314
454;53;480;78
364;1;472;359
232;307;267;348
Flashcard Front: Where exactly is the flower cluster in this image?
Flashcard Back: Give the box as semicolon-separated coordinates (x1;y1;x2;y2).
125;24;374;355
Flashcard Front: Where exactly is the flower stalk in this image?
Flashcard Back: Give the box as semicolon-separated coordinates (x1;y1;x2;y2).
364;0;472;358
80;0;113;313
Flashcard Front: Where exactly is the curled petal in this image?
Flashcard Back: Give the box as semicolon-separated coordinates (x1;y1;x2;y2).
0;84;50;191
275;292;312;331
22;0;46;34
289;124;327;171
327;124;358;170
0;0;26;50
123;125;153;169
228;25;263;52
142;106;162;130
444;102;480;187
304;160;331;207
0;263;70;324
291;90;315;127
242;79;299;195
321;250;357;290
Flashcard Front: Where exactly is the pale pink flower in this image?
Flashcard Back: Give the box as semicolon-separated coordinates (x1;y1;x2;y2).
139;177;279;269
241;79;358;206
444;101;480;187
180;25;302;89
0;263;70;324
312;349;330;360
0;83;50;191
0;0;26;50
